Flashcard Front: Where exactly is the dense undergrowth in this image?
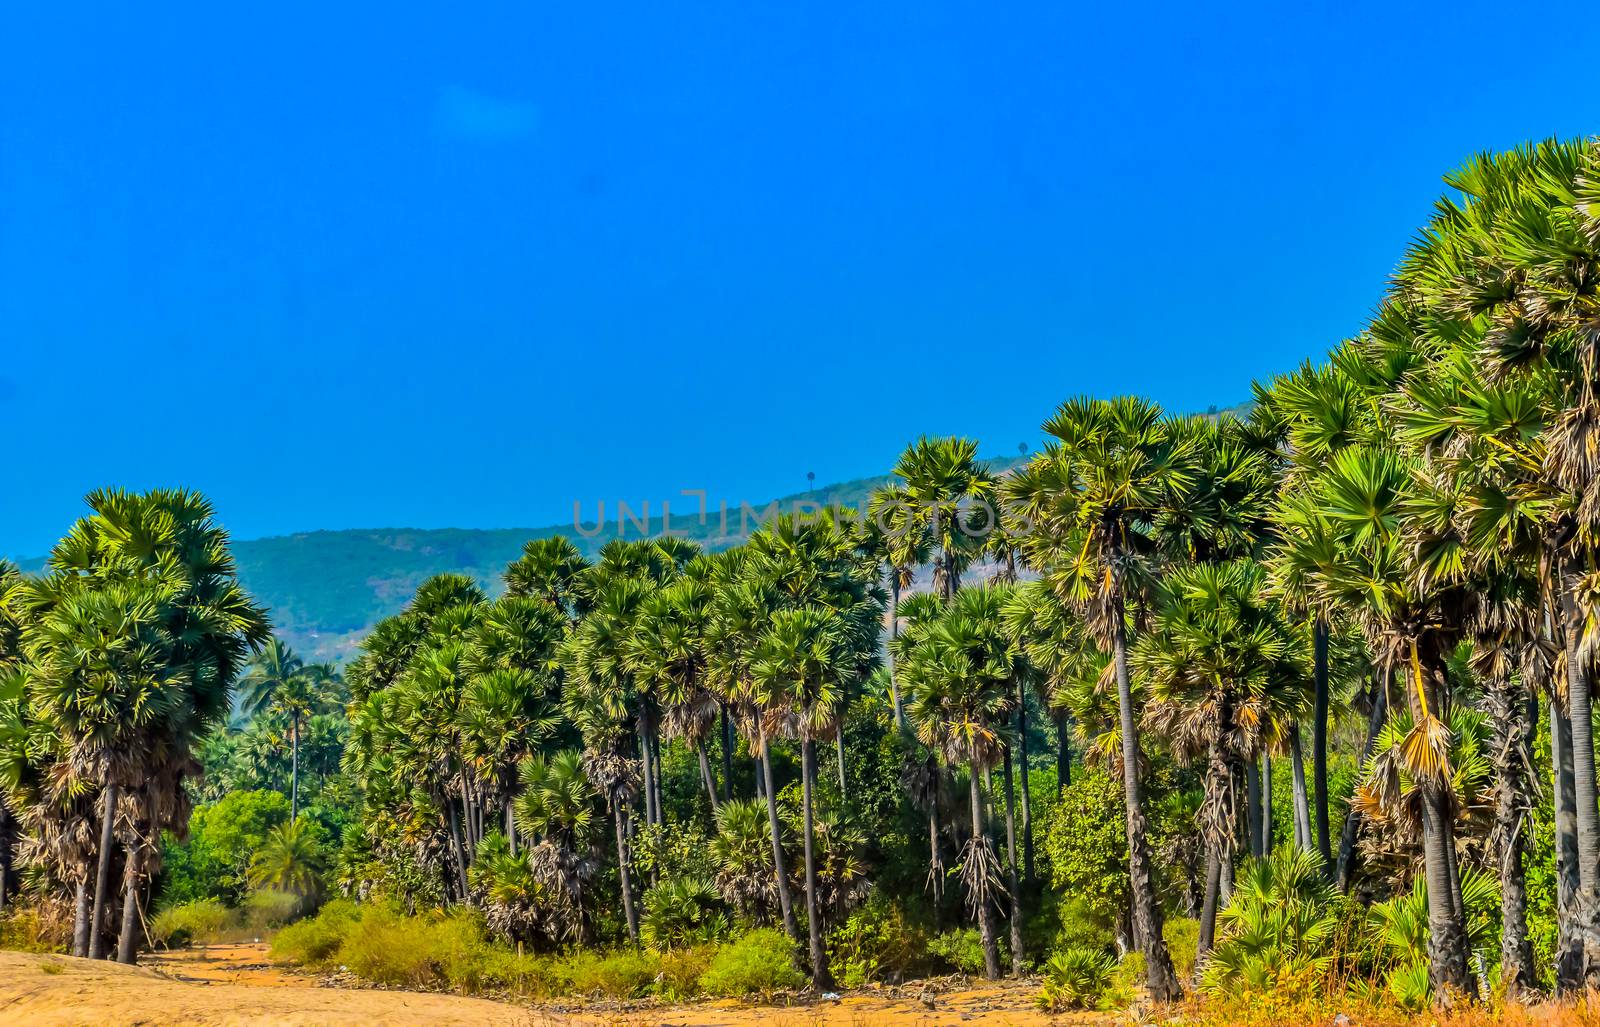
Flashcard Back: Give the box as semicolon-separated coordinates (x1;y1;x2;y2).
269;899;808;1000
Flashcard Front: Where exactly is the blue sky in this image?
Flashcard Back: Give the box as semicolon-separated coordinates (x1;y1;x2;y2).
3;1;1598;557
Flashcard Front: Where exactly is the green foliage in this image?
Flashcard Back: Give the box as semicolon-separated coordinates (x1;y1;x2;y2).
1200;847;1338;1000
270;899;362;967
697;928;805;998
827;891;929;987
161;789;291;906
928;928;988;975
1037;946;1117;1012
151;898;232;947
640;877;731;950
1043;768;1128;933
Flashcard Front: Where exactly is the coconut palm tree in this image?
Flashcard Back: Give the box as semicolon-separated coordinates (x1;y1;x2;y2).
1002;396;1189;1002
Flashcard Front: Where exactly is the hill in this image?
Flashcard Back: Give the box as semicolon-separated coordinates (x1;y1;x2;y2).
25;456;1032;662
15;402;1249;662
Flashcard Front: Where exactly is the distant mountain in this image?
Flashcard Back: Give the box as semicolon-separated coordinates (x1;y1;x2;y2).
24;455;1033;662
15;403;1248;662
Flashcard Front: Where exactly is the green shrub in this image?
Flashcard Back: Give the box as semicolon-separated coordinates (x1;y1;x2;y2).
698;928;804;998
151;898;232;947
243;887;303;931
828;892;928;987
0;901;72;953
270;899;361;968
657;944;716;1000
563;948;661;998
332;905;488;990
1038;946;1117;1011
928;928;987;976
1164;916;1199;980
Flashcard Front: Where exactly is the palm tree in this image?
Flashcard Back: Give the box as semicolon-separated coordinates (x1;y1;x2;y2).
867;483;929;727
706;557;802;944
247;818;326;900
1273;444;1476;997
504;536;592;615
628;575;721;814
751;606;846;989
892;437;994;600
901;586;1023;978
513;750;600;942
242;640;324;819
1136;560;1306;961
1003;396;1188;1002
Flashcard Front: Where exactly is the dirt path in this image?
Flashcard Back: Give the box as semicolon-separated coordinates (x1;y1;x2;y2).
0;946;1103;1026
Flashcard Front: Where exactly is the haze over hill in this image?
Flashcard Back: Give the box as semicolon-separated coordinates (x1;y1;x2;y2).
29;456;1035;662
12;404;1247;662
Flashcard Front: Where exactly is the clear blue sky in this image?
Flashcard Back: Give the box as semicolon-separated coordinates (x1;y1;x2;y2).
4;1;1597;558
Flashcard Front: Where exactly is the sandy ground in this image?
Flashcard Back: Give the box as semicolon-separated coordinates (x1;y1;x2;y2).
0;945;1099;1027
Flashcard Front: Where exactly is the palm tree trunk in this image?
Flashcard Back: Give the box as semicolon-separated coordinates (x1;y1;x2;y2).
696;743;721;814
1016;683;1034;882
1289;724;1312;851
1262;755;1273;856
760;730;800;944
1559;572;1600;987
1421;783;1474;996
116;838;143;964
0;798;13;916
1001;747;1024;976
888;576;905;728
968;767;1002;979
637;712;658;828
614;804;639;945
1245;760;1263;860
1312;615;1332;874
1553;689;1583;989
1109;592;1181;1001
1055;712;1071;788
290;717;300;821
506;804;517;856
1336;682;1389;891
800;738;832;990
89;784;118;960
72;876;91;958
650;715;665;828
720;704;735;802
835;728;848;798
927;759;945;915
1197;842;1223;963
447;798;469;900
1196;740;1231;961
1487;676;1535;996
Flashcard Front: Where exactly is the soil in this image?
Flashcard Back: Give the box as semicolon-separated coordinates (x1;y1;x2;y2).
0;945;1103;1026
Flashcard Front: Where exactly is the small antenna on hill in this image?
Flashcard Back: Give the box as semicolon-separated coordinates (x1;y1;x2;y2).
806;470;816;492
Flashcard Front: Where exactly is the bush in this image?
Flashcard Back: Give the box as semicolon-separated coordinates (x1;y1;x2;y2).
333;905;488;990
1164;916;1199;980
828;891;928;987
698;928;804;998
244;888;303;931
270;899;361;968
928;928;987;976
563;947;661;998
658;944;716;1000
1038;946;1117;1011
151;898;232;947
0;900;72;953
